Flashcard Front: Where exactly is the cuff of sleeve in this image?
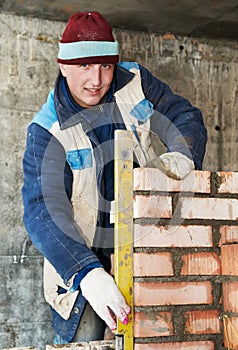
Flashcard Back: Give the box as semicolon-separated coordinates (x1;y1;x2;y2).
69;262;102;292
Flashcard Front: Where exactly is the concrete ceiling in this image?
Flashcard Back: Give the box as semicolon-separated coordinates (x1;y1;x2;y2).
1;0;238;40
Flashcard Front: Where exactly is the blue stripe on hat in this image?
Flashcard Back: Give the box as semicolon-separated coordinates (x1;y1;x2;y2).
58;41;119;60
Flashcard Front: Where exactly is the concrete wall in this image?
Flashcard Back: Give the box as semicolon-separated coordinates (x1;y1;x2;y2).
0;13;61;350
0;12;238;350
116;30;238;172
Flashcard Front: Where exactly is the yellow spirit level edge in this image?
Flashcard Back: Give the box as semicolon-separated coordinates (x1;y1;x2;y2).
114;130;134;350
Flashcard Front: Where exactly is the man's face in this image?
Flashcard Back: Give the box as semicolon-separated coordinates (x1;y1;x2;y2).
59;63;115;108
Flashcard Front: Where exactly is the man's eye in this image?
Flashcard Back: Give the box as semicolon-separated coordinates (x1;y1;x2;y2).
80;64;89;68
102;64;113;69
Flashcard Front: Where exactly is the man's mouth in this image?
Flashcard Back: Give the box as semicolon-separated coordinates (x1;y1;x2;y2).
86;88;101;93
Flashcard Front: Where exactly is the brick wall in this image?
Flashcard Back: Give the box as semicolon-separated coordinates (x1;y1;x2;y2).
133;168;238;349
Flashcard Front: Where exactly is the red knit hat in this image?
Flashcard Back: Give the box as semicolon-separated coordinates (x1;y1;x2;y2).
57;11;119;64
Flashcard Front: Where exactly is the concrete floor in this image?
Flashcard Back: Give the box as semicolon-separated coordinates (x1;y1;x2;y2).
1;0;238;40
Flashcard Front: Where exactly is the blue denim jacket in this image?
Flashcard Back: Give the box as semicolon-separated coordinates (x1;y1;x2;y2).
22;63;207;341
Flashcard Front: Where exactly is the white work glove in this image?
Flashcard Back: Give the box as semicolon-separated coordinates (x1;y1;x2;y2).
159;151;194;180
80;268;130;330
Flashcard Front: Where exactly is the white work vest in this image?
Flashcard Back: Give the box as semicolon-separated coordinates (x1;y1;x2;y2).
40;62;158;319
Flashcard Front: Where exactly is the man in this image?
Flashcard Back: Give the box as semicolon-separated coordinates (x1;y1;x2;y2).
22;11;207;344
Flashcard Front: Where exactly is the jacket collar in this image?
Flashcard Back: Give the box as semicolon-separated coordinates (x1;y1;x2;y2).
54;64;135;130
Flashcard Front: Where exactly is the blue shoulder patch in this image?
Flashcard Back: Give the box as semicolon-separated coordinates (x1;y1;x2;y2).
130;98;154;122
31;90;58;131
118;62;139;71
66;149;92;170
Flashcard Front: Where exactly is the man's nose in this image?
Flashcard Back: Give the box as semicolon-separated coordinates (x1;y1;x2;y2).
91;67;101;86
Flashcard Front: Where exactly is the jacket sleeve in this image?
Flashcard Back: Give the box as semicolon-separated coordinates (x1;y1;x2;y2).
22;122;102;284
139;65;207;169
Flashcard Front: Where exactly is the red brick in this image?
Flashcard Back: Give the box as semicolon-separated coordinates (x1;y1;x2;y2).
134;252;174;276
180;197;238;220
184;310;221;334
134;195;172;218
134;281;213;306
181;252;221;275
133;168;211;193
134;224;213;248
223;316;238;350
217;171;238;194
134;311;173;337
223;282;238;313
134;341;215;349
221;245;238;275
220;226;238;245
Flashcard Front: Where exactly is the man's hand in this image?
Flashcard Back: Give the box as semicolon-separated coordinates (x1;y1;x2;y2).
159;151;194;180
80;268;130;330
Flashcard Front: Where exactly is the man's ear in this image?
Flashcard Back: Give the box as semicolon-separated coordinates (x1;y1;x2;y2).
59;63;67;77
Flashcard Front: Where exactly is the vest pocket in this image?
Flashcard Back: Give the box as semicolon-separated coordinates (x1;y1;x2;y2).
66;149;92;170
